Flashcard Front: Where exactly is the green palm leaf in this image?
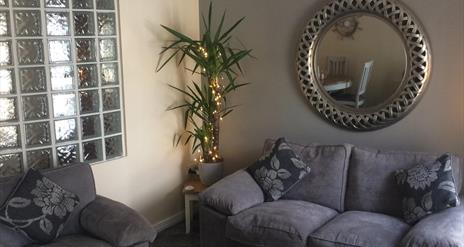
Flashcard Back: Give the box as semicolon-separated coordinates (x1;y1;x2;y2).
158;2;252;163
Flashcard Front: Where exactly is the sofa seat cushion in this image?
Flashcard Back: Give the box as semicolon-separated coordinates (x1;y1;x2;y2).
33;235;113;247
309;211;410;247
226;200;338;247
400;206;464;247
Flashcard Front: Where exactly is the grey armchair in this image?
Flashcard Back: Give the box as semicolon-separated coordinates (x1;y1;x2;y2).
0;163;157;247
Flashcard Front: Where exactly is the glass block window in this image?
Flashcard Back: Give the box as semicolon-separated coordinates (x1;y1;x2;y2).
0;0;125;177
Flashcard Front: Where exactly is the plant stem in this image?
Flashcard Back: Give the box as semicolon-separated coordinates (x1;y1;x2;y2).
202;76;222;163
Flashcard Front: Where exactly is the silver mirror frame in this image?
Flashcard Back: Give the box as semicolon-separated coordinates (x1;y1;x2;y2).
297;0;432;131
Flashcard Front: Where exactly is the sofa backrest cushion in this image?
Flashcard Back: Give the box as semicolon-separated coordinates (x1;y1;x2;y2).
345;147;463;217
0;163;96;236
262;139;352;212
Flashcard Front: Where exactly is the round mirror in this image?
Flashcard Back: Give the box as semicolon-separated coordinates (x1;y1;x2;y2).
296;0;431;131
315;14;407;110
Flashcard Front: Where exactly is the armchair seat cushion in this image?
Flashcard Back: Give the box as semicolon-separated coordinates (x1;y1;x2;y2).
226;200;338;247
309;211;410;247
400;206;464;247
80;196;156;247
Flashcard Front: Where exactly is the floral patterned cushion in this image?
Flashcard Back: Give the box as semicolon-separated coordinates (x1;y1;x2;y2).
0;169;80;243
395;154;460;224
247;138;311;201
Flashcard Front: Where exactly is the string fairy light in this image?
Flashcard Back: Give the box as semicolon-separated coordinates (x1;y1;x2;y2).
191;46;226;164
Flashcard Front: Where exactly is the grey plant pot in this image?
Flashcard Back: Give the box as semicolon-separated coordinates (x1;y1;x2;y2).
199;162;224;185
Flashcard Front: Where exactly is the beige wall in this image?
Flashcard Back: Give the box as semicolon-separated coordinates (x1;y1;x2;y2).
89;0;464;225
199;0;464;175
91;0;199;223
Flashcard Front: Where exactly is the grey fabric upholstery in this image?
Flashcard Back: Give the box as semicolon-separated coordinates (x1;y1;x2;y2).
263;140;352;212
400;206;464;247
309;211;410;247
345;147;462;217
226;200;337;247
27;235;149;247
200;205;228;247
41;163;97;235
0;176;21;205
80;196;157;247
27;241;148;247
200;141;464;247
199;170;264;216
0;223;33;247
0;163;154;247
36;235;113;247
0;163;97;236
226;239;259;247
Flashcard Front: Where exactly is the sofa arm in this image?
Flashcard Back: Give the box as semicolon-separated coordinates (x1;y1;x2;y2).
400;206;464;247
199;170;264;216
80;196;157;247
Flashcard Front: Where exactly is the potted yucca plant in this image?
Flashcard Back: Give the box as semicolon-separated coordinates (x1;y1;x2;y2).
157;3;252;185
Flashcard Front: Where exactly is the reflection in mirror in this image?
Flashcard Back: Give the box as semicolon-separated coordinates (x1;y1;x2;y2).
316;14;406;109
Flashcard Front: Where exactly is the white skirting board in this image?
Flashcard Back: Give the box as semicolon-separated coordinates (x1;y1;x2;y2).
153;211;185;233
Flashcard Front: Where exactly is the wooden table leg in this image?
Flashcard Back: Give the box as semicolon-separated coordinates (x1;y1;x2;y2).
185;195;191;234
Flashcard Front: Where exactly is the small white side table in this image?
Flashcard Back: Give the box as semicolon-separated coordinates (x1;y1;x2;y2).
183;178;207;234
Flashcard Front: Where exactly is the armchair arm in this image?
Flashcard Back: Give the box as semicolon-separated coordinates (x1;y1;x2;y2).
80;196;156;247
199;170;264;216
400;206;464;247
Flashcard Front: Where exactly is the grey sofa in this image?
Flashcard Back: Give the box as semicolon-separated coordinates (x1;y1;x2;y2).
199;140;464;247
0;163;157;247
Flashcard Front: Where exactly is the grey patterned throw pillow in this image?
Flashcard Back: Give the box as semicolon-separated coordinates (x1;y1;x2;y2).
395;154;460;224
247;138;311;201
0;169;80;243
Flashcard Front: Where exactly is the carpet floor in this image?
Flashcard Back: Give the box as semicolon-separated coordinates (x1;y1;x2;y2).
152;220;200;247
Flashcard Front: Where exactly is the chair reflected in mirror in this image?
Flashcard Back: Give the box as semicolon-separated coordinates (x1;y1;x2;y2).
327;56;349;78
332;60;374;109
321;56;352;93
